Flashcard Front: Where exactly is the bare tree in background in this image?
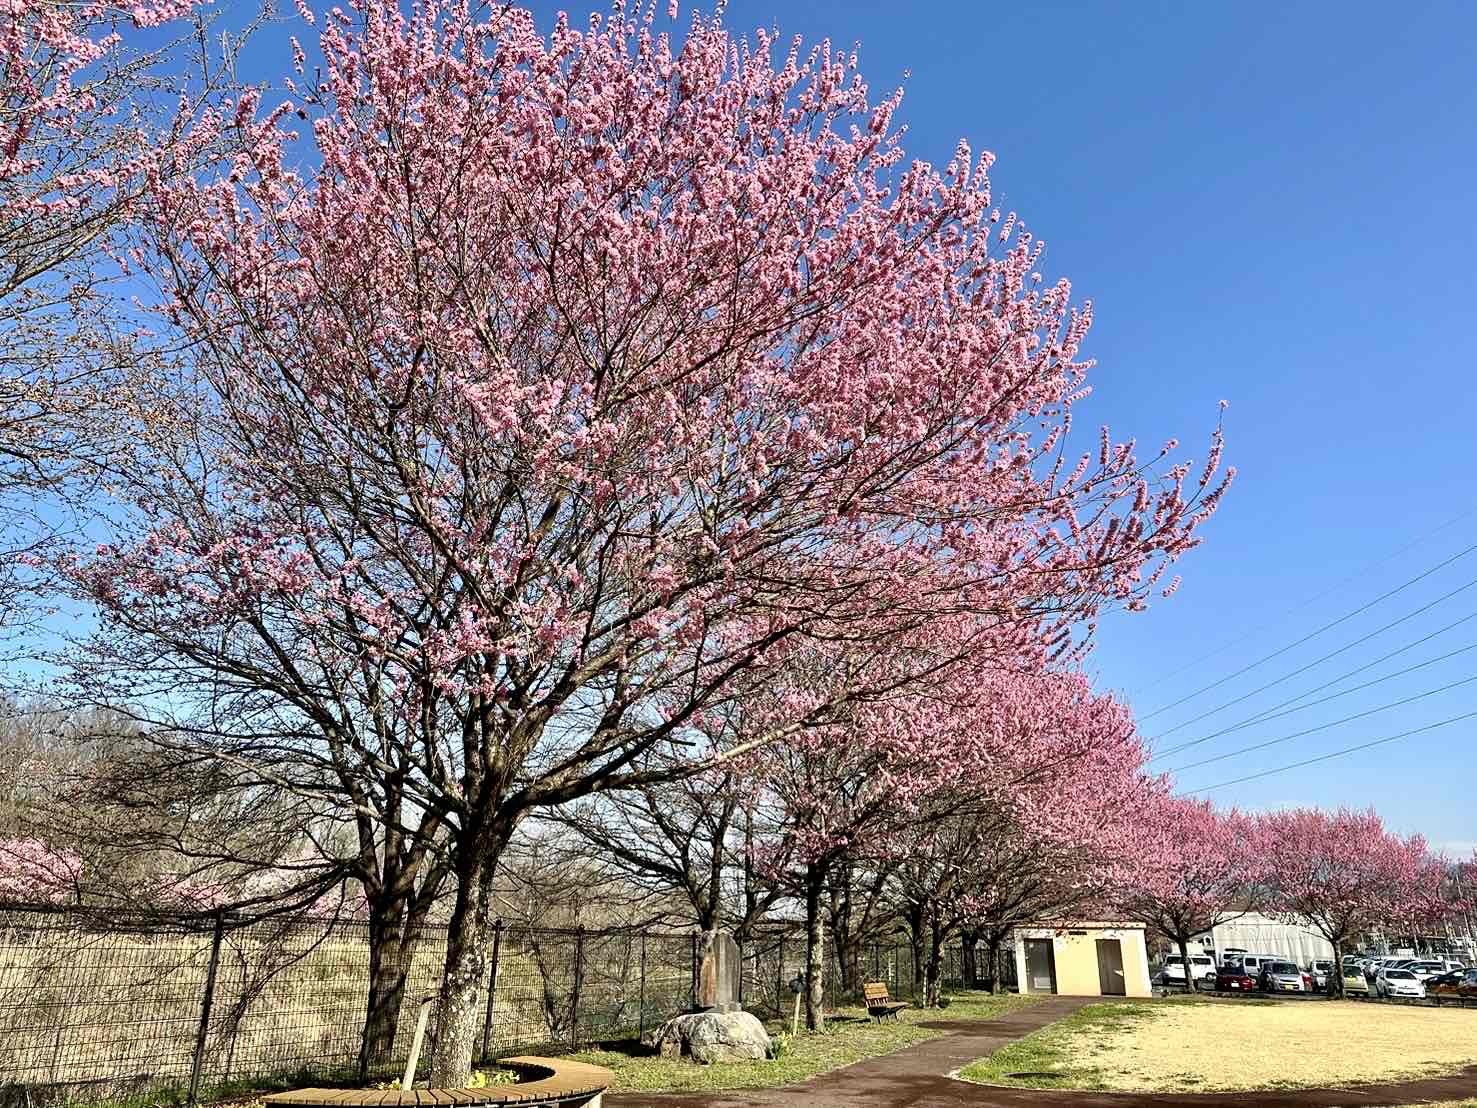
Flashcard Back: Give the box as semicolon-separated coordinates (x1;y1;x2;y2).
553;736;787;967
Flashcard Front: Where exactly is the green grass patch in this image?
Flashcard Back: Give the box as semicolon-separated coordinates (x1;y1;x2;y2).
553;991;1038;1094
957;997;1202;1090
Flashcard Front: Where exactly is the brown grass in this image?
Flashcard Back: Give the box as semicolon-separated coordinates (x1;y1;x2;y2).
964;998;1477;1093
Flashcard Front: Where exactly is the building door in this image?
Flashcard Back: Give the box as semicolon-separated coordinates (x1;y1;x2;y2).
1024;939;1057;994
1096;938;1126;996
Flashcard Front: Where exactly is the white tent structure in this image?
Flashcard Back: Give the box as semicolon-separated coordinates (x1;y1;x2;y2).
1192;913;1334;965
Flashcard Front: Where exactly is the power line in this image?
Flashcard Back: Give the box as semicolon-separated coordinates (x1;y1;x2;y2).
1147;573;1477;746
1150;611;1477;760
1188;709;1477;793
1133;505;1477;697
1168;671;1477;774
1140;541;1477;722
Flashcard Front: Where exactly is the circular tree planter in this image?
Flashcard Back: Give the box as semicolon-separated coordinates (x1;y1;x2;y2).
263;1057;614;1108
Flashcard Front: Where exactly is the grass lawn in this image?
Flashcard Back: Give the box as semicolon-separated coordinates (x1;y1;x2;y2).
550;990;1038;1094
959;997;1477;1094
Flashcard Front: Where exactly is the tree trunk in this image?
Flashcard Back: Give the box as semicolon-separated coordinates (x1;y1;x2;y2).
1177;936;1197;994
360;866;443;1081
835;931;864;997
1329;938;1344;997
429;848;499;1087
361;908;412;1079
803;862;826;1032
905;900;926;1001
924;911;944;1008
828;861;856;996
960;928;979;990
982;933;1001;994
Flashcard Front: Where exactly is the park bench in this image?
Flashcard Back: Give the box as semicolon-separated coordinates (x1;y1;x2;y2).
261;1057;612;1108
862;981;908;1023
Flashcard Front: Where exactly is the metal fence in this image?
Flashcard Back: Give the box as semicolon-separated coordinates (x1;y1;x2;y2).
0;903;959;1107
0;904;702;1108
735;932;974;1019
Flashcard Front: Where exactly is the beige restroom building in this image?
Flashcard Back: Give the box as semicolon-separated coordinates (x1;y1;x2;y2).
1013;921;1153;997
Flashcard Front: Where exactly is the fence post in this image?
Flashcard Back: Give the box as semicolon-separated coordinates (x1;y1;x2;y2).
774;937;784;1018
480;919;505;1064
735;937;744;1006
570;927;585;1050
187;912;227;1108
637;932;647;1040
689;931;698;1010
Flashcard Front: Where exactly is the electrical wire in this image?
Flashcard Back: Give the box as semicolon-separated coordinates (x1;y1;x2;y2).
1150;611;1477;760
1168;671;1477;774
1140;541;1477;722
1187;709;1477;793
1148;573;1477;746
1134;505;1477;697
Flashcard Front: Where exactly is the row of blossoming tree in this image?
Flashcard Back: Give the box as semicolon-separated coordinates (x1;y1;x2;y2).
0;0;1457;1090
9;0;1232;1081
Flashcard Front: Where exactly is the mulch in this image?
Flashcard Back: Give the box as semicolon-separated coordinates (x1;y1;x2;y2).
603;996;1477;1108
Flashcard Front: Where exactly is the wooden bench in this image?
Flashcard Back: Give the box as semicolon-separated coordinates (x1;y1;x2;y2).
262;1057;613;1108
862;981;908;1023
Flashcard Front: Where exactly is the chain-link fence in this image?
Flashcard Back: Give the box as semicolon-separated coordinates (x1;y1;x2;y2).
0;904;707;1108
0;903;959;1107
735;931;975;1019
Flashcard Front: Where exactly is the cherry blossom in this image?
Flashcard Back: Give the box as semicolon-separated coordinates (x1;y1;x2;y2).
59;0;1230;1082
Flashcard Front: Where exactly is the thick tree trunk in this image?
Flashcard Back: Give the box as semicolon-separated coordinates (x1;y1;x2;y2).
835;931;864;997
361;907;412;1079
1177;936;1197;994
960;928;979;990
804;863;826;1032
1329;938;1344;997
429;849;499;1087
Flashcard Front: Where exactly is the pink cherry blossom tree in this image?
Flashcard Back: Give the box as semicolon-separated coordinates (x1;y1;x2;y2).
1;0;224;656
1260;807;1442;996
744;667;944;1031
1114;796;1261;992
63;0;1231;1082
889;668;1154;1005
0;837;82;902
1447;852;1477;942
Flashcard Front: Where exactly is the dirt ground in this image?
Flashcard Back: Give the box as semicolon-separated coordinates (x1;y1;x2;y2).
1067;1000;1477;1092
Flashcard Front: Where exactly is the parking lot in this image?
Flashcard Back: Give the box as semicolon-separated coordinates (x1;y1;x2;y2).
1152;950;1477;1008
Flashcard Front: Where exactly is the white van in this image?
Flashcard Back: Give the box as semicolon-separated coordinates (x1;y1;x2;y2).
1162;953;1216;985
1235;953;1275;978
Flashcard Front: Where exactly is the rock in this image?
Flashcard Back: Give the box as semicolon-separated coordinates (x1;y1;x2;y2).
647;1010;773;1064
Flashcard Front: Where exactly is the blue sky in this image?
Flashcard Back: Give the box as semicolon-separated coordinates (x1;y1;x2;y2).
210;0;1476;848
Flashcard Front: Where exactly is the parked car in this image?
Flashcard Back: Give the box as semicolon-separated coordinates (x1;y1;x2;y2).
1402;960;1442;980
1341;967;1371;996
1216;966;1257;992
1162;953;1217;987
1428;968;1477;1002
1309;959;1335;989
1368;957;1410;981
1377;969;1427;999
1260;960;1311;993
1237;954;1273;979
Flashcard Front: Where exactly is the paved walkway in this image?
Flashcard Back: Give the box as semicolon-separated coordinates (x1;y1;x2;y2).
604;996;1477;1108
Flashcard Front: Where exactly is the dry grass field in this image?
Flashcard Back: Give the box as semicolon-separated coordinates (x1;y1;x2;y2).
961;997;1477;1093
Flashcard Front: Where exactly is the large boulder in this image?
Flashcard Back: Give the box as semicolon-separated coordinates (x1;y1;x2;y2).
648;1010;773;1064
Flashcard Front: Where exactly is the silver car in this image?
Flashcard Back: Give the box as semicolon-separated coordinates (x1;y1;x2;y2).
1260;960;1309;993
